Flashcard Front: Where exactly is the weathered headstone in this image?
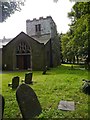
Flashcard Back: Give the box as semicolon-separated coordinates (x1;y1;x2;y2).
0;94;5;120
12;76;19;89
16;84;42;119
8;76;19;89
42;66;47;75
25;72;33;84
82;79;90;95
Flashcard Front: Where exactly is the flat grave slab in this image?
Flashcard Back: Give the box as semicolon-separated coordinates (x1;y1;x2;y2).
58;100;75;111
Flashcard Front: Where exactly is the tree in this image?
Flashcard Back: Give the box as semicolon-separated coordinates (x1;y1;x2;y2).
0;0;26;22
61;2;89;63
61;32;76;63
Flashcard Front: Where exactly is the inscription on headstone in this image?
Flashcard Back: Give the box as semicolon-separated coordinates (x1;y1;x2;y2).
16;84;42;119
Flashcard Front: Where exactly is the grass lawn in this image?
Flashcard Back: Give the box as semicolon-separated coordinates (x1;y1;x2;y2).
1;64;90;118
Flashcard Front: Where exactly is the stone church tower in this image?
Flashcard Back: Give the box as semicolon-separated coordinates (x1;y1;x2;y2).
26;16;61;68
26;16;57;38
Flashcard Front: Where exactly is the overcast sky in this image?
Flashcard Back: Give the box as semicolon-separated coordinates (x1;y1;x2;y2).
0;0;74;39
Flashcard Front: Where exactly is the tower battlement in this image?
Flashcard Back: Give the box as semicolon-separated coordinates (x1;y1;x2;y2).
26;16;52;23
26;16;57;38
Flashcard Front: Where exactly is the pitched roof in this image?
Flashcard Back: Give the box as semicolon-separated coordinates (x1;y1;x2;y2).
31;34;51;45
2;32;41;48
1;32;51;48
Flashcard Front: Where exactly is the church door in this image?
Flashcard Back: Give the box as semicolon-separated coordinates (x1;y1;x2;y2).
16;42;31;70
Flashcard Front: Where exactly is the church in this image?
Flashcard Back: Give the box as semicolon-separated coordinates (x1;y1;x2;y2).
2;16;61;70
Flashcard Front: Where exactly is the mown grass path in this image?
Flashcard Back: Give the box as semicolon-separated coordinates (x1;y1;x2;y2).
0;64;90;118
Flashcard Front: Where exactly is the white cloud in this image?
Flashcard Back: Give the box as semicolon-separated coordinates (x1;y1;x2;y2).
0;0;25;2
0;0;74;39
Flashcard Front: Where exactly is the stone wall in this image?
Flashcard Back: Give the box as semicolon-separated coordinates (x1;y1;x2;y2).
51;35;61;67
2;32;45;71
26;16;57;38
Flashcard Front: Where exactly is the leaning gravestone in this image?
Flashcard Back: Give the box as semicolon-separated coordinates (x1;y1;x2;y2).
0;94;5;120
25;72;33;84
16;84;42;119
12;76;19;89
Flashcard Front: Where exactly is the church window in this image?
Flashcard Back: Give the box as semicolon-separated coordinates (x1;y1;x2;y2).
16;42;31;54
39;24;41;31
35;25;38;32
35;24;41;32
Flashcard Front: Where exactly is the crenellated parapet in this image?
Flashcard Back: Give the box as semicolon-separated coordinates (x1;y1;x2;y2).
26;16;57;38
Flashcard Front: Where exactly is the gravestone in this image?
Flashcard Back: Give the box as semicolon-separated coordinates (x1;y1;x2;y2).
82;79;90;95
0;94;5;120
16;84;42;119
12;76;19;89
25;72;33;84
8;76;19;89
42;66;47;75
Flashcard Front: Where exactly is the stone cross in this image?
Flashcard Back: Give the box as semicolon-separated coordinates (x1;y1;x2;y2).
16;84;42;119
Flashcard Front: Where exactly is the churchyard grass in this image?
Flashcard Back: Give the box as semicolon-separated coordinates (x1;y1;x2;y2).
1;64;90;118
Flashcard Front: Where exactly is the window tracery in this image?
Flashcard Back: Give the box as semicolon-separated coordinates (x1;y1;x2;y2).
16;42;31;54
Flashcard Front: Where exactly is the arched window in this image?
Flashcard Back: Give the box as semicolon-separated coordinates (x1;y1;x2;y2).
16;42;31;54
